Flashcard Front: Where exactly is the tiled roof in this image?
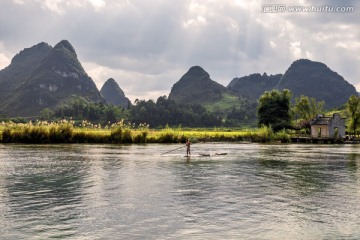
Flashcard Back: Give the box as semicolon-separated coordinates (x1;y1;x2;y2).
310;117;331;125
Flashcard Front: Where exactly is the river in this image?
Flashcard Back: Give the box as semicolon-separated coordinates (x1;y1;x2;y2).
0;143;359;239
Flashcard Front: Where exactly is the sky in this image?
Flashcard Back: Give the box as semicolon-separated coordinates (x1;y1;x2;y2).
0;0;359;102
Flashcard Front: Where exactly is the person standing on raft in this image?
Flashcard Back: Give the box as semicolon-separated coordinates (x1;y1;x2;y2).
186;139;191;156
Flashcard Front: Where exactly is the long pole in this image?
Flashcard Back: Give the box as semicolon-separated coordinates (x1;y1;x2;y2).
161;145;184;155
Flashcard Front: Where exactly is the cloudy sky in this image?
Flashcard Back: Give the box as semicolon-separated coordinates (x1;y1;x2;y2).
0;0;359;102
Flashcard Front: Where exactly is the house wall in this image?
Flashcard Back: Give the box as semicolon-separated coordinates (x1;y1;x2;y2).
310;113;345;138
329;113;345;138
311;125;329;137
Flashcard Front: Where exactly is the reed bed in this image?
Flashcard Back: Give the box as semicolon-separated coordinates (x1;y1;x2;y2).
0;120;290;144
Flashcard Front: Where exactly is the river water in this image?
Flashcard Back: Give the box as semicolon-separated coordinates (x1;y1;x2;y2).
0;143;360;239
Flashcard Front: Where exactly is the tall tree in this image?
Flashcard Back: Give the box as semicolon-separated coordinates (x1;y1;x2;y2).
293;95;325;121
346;95;360;136
258;89;292;131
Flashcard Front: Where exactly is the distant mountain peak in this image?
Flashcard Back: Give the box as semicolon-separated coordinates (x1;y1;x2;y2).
100;78;130;108
277;58;357;108
186;65;210;78
168;66;226;104
102;78;125;95
289;58;328;69
0;40;103;117
104;78;118;86
227;73;282;99
227;58;357;109
53;40;77;58
48;40;85;75
11;42;52;65
293;58;312;64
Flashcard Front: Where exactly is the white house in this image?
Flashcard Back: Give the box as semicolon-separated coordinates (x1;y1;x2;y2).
310;113;345;138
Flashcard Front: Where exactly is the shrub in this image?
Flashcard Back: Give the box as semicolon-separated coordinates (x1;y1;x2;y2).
158;132;175;143
274;129;291;143
29;126;49;143
2;128;12;143
121;128;133;143
134;131;148;143
251;125;274;142
49;124;73;143
72;131;110;143
110;126;123;143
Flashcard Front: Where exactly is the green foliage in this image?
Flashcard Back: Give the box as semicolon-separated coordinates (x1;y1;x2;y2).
1;128;12;143
158;131;179;143
1;120;293;144
130;96;222;128
293;95;324;121
110;126;123;143
1;120;78;143
121;129;133;143
228;73;282;100
204;92;240;112
110;121;149;143
224;98;258;126
2;124;50;143
49;123;73;143
250;125;274;142
40;108;55;120
29;126;49;143
346;95;360;135
274;129;291;143
133;123;149;143
258;89;293;132
54;96;129;124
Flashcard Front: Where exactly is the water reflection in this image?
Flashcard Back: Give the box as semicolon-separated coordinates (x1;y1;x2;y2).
0;143;360;239
255;145;360;196
0;146;92;239
347;153;359;169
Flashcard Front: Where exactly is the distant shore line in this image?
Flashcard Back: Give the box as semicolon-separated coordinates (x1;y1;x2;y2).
0;121;357;144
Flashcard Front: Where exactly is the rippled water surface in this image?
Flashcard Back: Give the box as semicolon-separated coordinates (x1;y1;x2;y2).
0;143;360;239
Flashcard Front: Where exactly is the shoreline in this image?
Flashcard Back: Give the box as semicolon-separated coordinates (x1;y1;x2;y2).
1;122;358;144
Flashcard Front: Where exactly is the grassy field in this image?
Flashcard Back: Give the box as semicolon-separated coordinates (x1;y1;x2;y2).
0;120;291;144
204;92;240;112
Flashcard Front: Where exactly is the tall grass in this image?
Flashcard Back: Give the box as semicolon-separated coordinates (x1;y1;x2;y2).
0;120;290;144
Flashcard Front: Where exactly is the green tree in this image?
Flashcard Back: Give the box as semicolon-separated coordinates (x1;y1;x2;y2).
346;95;360;136
104;105;120;123
40;108;55;120
129;96;222;128
72;96;87;119
258;89;292;132
293;95;324;121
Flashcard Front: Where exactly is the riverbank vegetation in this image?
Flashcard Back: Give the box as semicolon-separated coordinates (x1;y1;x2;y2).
0;120;292;144
1;91;359;144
